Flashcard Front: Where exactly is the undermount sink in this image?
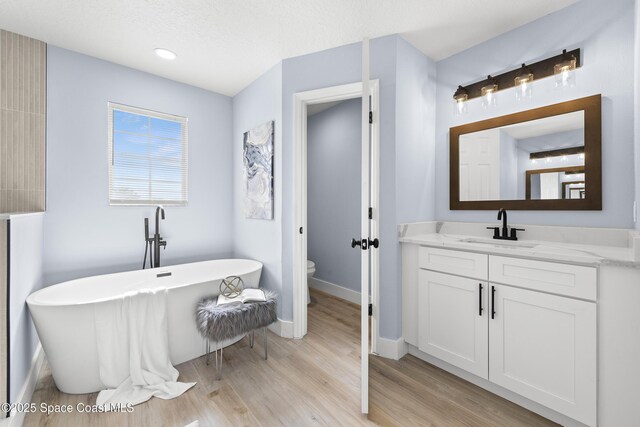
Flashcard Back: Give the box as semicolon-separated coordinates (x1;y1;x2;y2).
460;237;538;249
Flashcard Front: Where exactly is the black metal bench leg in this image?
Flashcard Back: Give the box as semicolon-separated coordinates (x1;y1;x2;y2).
264;327;268;360
215;345;223;380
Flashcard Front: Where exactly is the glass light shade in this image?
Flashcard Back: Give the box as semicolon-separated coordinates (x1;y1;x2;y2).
481;84;498;109
453;93;468;115
554;56;576;88
514;73;533;101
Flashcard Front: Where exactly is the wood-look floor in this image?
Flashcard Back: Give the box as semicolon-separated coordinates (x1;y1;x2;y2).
24;289;557;427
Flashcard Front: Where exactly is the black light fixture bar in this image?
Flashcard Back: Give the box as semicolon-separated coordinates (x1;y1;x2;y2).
564;168;585;175
529;146;585;159
458;48;581;100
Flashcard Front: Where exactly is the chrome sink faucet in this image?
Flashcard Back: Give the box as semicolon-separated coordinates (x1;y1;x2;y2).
487;209;525;241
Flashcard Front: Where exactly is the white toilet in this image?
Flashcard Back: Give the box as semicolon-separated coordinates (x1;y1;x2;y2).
306;260;316;304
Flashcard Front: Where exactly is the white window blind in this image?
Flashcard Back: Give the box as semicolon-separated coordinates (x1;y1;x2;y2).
108;103;188;206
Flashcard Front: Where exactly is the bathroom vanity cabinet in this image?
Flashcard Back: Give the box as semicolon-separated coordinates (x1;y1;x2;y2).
403;245;597;426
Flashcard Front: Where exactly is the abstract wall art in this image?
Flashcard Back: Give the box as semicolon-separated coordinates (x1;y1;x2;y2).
243;121;274;219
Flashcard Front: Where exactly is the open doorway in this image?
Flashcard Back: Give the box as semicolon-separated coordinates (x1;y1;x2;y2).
306;98;362;307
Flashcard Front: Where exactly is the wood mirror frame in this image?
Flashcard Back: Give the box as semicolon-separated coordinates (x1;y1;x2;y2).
450;94;601;210
524;166;585;200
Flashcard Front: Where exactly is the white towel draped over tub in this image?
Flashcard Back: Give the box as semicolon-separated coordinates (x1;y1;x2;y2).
94;288;195;409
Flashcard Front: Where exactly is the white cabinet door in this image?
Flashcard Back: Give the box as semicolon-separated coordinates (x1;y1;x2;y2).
489;284;597;427
418;270;488;379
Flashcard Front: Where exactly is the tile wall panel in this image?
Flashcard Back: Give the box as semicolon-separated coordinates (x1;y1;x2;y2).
0;30;46;213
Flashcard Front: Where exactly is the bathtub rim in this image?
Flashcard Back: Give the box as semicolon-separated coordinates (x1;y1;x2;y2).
27;258;263;307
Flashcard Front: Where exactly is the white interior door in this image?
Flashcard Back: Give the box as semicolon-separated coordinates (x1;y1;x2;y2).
360;38;370;415
293;76;379;417
459;129;501;201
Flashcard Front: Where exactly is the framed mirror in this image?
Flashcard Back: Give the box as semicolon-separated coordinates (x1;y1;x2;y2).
450;95;601;210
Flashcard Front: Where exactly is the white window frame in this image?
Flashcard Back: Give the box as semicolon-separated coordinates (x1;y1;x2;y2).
108;102;188;206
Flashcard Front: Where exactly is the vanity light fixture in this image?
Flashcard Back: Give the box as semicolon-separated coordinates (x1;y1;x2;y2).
481;75;498;109
554;49;577;88
514;64;534;101
453;85;469;115
154;48;177;60
452;48;581;106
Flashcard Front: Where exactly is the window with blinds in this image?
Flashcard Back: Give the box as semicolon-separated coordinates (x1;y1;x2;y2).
108;103;188;206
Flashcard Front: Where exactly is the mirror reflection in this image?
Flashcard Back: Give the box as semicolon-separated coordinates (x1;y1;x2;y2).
458;111;585;201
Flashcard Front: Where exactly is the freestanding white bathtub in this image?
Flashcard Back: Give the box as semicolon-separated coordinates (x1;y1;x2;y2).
27;259;262;394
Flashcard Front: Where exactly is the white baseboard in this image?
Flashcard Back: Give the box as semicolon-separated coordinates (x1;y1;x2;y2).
308;277;363;306
1;344;44;427
374;337;406;360
268;318;294;339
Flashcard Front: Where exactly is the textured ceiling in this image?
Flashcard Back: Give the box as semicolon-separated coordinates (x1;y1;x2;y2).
0;0;577;96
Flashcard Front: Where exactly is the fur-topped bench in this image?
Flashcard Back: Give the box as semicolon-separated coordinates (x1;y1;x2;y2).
195;290;277;379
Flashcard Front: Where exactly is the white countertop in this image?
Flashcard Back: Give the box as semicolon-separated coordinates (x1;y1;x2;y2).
399;223;640;268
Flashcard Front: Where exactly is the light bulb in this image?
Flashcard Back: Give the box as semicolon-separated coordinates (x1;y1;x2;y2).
554;50;576;88
514;65;533;101
453;86;468;116
481;76;498;109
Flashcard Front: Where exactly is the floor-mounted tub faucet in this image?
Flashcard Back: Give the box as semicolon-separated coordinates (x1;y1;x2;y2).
143;206;167;268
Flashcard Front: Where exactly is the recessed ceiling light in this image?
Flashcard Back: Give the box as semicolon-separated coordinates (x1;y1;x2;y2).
155;48;176;60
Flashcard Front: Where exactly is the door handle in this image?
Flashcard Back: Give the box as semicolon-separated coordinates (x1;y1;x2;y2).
491;286;496;319
351;238;372;250
479;283;483;316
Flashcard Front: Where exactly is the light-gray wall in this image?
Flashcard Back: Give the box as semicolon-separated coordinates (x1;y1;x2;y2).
635;0;640;228
8;214;43;404
231;63;284;317
307;99;361;292
45;46;234;285
275;35;436;340
435;0;636;228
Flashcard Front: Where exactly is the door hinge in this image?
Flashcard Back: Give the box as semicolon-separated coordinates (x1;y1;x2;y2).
369;111;373;124
368;303;373;316
368;207;373;219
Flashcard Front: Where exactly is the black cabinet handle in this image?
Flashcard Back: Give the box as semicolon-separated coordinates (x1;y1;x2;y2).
351;238;361;248
491;286;496;319
368;238;379;249
479;283;483;316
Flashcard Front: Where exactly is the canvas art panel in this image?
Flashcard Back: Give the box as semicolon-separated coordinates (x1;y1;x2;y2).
243;121;274;219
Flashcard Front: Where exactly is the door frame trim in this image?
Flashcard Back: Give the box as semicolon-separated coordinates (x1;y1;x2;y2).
292;80;380;349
